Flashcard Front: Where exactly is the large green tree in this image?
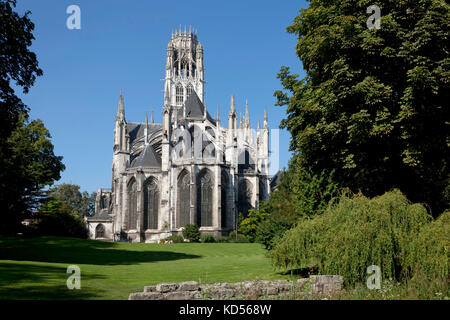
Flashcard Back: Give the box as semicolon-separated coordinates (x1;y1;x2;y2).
275;0;449;216
0;0;65;234
47;184;96;217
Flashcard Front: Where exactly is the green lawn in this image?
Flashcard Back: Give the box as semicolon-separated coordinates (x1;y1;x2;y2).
0;236;293;300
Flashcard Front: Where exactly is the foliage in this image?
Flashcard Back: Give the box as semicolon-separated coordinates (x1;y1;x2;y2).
1;116;65;234
214;236;230;243
255;214;293;250
407;211;449;281
274;0;450;216
270;190;435;286
47;184;95;216
162;234;184;243
238;205;271;242
182;224;201;242
31;199;88;239
229;231;250;243
200;234;216;243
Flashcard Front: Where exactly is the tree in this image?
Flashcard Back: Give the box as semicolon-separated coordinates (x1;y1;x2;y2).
1;115;65;234
47;184;96;216
274;0;449;216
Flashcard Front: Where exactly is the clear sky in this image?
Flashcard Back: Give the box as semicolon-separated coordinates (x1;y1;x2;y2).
14;0;308;193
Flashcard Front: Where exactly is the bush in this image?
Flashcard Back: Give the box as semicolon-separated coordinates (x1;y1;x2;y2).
182;224;200;242
255;215;293;250
238;206;270;242
32;199;88;239
270;190;433;286
214;236;230;243
162;234;184;243
200;234;216;243
228;231;250;243
407;211;449;281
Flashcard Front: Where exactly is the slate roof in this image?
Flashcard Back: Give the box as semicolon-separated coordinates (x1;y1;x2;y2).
178;91;216;125
127;123;162;145
87;209;113;221
130;144;161;168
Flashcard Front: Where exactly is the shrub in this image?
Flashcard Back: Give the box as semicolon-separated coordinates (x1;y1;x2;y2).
162;234;184;243
214;236;230;243
238;206;271;242
407;211;449;281
182;224;200;242
200;234;216;243
270;190;433;286
255;215;293;250
229;231;250;243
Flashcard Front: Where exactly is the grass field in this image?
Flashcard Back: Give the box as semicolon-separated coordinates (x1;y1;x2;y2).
0;236;294;300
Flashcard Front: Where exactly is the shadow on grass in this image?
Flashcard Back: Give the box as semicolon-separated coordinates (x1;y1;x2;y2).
0;262;105;300
0;236;201;266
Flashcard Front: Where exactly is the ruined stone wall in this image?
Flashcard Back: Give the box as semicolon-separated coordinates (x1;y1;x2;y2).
129;275;344;300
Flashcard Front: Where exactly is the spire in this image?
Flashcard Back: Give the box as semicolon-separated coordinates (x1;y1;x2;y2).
116;90;125;120
150;110;154;124
239;113;242;128
229;94;236;114
245;100;249;125
264;104;268;122
257;119;261;132
216;104;220;122
144;112;148;145
145;112;148;126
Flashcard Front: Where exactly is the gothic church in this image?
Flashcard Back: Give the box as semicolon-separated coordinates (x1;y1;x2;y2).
86;29;270;242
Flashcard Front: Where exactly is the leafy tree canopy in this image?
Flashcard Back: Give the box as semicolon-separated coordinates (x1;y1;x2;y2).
274;0;449;216
47;184;96;217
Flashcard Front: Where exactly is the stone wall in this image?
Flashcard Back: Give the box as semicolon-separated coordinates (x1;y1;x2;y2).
129;275;343;300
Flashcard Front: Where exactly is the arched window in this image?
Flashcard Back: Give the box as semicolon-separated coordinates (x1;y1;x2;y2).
186;84;194;98
128;179;137;230
95;224;105;238
143;177;159;230
176;84;183;106
221;170;228;228
238;179;253;219
197;169;213;227
177;170;190;228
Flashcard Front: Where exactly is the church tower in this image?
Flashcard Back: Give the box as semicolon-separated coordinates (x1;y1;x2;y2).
164;26;204;115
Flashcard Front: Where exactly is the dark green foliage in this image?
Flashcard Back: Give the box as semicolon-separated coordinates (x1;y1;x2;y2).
31;199;88;239
1;116;65;234
162;234;184;243
200;234;216;243
269;190;440;286
47;184;95;216
274;0;450;216
182;224;201;242
255;215;293;250
228;231;250;243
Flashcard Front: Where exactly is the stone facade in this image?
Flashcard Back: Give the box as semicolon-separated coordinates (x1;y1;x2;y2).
87;28;270;242
129;276;344;300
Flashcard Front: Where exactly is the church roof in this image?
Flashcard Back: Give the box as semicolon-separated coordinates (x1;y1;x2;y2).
127;123;162;145
130;144;161;168
87;209;113;221
178;91;216;124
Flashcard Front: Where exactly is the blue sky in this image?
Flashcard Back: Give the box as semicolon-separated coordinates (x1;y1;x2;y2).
15;0;308;193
